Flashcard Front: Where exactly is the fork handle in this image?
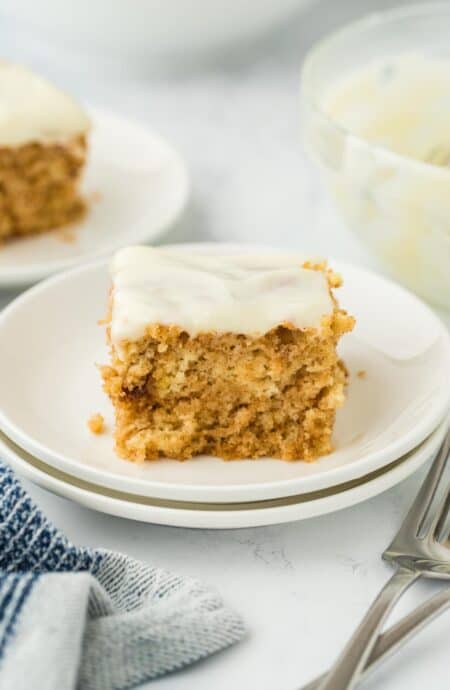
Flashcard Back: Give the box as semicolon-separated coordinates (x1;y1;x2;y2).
317;566;419;690
301;584;450;690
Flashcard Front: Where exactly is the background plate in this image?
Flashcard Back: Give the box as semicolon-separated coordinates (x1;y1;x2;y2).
0;107;189;287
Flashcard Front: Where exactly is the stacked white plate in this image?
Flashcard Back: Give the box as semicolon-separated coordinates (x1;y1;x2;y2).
0;243;448;529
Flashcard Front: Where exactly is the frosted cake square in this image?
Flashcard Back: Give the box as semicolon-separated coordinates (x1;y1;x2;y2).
102;246;355;461
0;62;89;241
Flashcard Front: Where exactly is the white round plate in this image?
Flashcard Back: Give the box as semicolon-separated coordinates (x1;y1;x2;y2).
0;421;446;529
0;107;189;288
0;242;448;503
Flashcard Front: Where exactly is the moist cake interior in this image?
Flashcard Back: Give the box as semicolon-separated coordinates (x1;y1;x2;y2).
102;247;355;462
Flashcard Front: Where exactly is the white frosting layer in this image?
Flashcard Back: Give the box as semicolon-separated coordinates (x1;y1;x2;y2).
0;62;90;146
110;246;333;343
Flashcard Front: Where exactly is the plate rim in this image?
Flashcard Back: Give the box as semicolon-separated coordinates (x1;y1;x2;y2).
0;105;190;288
1;420;446;529
0;243;449;502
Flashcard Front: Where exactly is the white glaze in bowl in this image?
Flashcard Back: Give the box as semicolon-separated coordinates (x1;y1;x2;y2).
301;3;450;310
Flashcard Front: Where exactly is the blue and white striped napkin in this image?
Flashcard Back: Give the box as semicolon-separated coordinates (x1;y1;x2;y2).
0;461;245;690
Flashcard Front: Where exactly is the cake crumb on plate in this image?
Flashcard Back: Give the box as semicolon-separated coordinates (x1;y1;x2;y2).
88;413;105;434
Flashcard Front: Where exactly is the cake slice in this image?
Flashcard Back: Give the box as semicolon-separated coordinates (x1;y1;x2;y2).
0;62;90;242
102;246;355;461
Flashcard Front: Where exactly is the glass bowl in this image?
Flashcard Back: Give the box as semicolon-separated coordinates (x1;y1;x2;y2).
300;3;450;311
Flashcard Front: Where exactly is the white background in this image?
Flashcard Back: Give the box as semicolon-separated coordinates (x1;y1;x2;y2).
0;1;449;688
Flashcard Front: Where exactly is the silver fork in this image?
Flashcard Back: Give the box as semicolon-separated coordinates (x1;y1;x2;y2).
303;430;450;690
301;585;450;690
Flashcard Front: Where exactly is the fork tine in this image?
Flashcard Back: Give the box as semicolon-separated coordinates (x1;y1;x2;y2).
431;485;450;543
397;431;450;538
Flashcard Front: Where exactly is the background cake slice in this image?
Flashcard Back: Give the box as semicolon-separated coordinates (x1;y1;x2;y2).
102;246;355;462
0;62;90;241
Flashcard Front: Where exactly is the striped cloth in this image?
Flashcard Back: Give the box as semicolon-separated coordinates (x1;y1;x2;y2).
0;462;245;690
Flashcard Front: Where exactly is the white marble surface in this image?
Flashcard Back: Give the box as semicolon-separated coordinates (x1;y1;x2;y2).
0;1;449;688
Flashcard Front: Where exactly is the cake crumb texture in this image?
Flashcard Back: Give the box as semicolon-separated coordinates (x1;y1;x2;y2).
0;134;87;241
102;270;355;462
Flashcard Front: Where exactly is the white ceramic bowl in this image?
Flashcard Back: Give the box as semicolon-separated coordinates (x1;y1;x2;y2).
301;3;450;310
2;0;315;61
